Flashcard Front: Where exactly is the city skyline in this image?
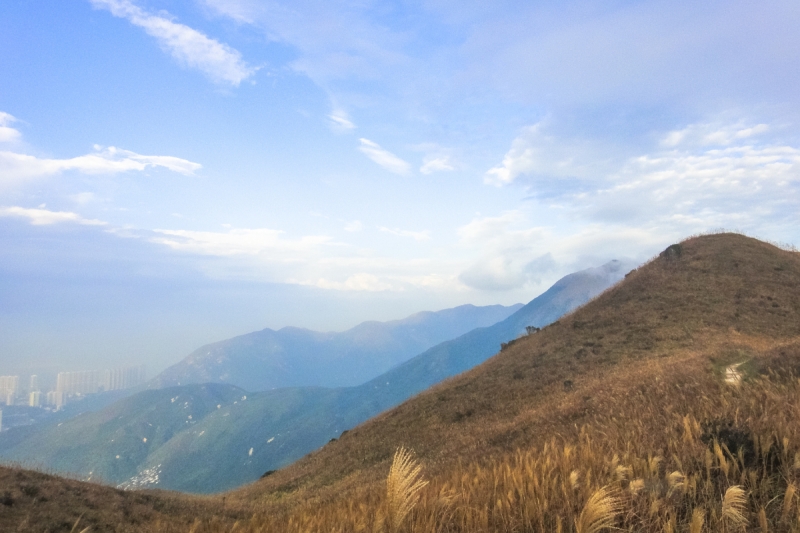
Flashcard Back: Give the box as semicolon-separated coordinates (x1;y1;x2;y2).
0;364;146;412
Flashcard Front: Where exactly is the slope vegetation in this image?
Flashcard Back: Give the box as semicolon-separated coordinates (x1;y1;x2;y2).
0;262;625;493
3;233;800;533
234;233;800;506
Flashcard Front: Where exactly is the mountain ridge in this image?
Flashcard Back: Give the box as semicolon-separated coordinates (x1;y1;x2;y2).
150;303;524;391
0;261;629;493
235;233;800;502
2;234;800;532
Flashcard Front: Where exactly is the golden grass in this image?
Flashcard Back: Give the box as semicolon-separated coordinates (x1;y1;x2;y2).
722;485;748;529
574;486;620;533
126;343;800;533
5;233;800;532
385;447;428;532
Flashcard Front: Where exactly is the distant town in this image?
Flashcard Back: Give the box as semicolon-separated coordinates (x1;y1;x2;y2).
0;365;146;432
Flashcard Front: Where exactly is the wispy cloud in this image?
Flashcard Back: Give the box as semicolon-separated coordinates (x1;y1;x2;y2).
0;145;201;186
305;273;395;292
582;143;800;229
70;192;99;206
484;123;618;187
474;118;800;288
90;0;257;86
0;112;22;143
379;226;430;241
358;138;411;175
420;155;455;175
0;206;107;226
660;122;770;148
150;227;333;258
456;211;553;291
147;225;459;292
328;109;356;132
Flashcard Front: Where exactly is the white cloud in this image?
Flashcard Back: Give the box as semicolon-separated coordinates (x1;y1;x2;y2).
358;138;411;175
328;109;356;132
661;122;771;148
0;206;107;226
305;273;395;292
0;145;201;186
0;112;22;143
379;227;431;241
584;143;800;229
484;123;614;186
90;0;257;86
201;0;409;86
70;192;98;205
150;227;333;258
485;125;544;185
476;119;800;276
420;155;455;175
456;211;554;291
458;211;545;247
142;223;463;292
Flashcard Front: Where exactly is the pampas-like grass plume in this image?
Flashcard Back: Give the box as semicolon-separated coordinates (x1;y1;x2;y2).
386;447;428;532
781;483;796;522
722;485;748;528
690;507;705;533
575;486;620;533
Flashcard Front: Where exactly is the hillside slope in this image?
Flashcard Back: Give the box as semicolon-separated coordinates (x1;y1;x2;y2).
131;259;629;492
151;303;522;391
2;233;800;533
0;262;624;493
237;233;800;503
0;383;247;487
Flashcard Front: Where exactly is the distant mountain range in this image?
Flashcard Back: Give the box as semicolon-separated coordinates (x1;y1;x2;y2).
150;303;524;390
0;260;631;493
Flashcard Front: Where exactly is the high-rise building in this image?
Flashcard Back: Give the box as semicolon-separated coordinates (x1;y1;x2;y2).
0;376;19;405
56;370;101;395
0;409;3;432
46;390;65;410
29;391;41;408
101;365;146;391
29;374;39;392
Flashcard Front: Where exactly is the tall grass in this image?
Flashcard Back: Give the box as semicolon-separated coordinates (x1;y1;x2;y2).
145;352;800;533
385;447;428;532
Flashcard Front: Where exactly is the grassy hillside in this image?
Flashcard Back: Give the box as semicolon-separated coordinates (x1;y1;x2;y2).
151;303;523;391
2;233;799;532
221;233;800;525
0;384;247;487
0;262;622;494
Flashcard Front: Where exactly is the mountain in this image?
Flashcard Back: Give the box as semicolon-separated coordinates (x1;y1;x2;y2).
2;233;800;533
237;233;800;504
0;261;627;493
150;303;523;391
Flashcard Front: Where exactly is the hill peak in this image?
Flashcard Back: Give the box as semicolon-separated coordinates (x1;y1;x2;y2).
240;232;799;500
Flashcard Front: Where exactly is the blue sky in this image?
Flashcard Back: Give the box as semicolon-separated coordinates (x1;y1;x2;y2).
1;0;799;377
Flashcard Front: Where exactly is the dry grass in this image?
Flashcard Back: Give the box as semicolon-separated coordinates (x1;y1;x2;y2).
385;447;428;532
140;344;800;533
4;233;800;532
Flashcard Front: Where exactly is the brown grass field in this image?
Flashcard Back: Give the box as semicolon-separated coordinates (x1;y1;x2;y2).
2;232;799;532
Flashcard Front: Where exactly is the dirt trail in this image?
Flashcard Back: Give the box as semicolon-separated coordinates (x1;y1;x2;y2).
725;362;744;385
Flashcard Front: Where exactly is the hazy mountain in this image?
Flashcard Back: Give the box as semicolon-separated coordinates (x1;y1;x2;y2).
5;235;800;532
0;260;628;493
150;303;523;391
236;233;800;506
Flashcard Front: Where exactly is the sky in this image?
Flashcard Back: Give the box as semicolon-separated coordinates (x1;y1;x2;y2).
1;0;799;379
